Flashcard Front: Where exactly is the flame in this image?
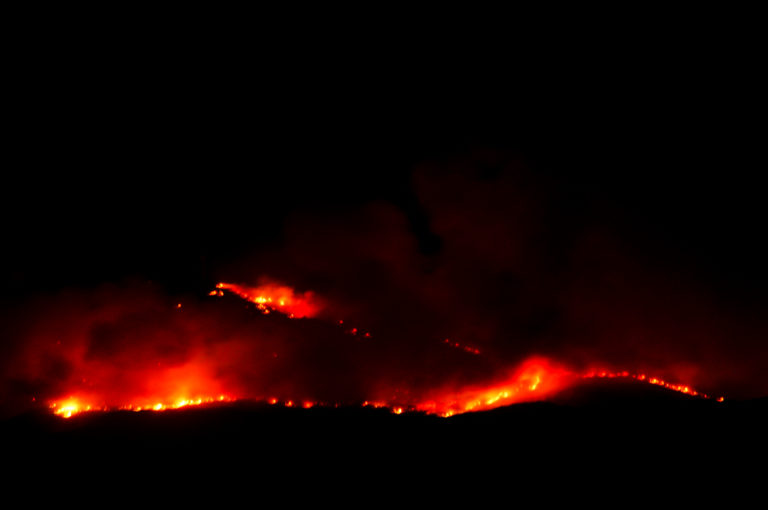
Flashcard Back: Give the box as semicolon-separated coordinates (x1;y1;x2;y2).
581;370;720;400
50;394;235;418
48;361;722;419
413;357;573;416
42;282;725;419
411;362;723;417
213;282;320;318
50;398;103;418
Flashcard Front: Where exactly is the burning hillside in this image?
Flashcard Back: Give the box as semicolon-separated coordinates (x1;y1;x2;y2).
0;279;724;421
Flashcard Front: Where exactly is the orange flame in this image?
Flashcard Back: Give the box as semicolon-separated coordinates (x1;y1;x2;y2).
48;361;722;419
581;370;721;400
413;357;573;417
214;282;320;318
44;283;725;419
50;394;234;418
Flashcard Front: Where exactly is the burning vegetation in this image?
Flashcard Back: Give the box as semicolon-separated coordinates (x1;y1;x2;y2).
1;167;760;423
38;282;723;420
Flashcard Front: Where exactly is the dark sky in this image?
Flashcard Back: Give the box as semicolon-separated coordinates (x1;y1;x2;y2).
5;47;765;300
2;22;766;404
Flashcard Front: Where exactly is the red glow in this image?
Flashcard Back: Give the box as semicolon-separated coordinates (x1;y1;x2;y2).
40;282;724;419
580;370;723;400
50;394;234;418
46;360;235;417
47;356;722;419
413;357;573;417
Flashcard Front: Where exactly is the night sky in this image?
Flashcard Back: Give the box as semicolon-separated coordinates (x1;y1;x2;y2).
2;24;767;415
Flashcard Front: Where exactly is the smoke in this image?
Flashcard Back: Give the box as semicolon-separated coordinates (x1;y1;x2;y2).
1;152;766;418
217;154;767;398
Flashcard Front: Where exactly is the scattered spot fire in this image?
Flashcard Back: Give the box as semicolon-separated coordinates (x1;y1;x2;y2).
443;338;481;355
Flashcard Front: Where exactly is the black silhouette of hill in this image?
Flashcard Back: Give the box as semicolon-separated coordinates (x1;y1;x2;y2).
3;378;765;495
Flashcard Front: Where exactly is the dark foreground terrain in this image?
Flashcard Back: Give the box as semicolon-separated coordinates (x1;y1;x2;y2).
3;380;766;499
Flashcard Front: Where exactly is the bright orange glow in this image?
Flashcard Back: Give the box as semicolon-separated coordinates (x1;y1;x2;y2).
214;282;320;318
49;394;236;418
48;358;723;419
412;357;573;416
48;360;722;419
50;398;103;418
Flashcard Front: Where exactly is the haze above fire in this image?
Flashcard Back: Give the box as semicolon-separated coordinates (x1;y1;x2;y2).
1;160;762;419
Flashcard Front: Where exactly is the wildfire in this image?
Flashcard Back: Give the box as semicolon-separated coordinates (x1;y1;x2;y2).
42;281;725;420
50;395;235;419
50;398;102;418
213;282;320;318
581;370;719;400
47;360;722;419
414;362;723;416
413;357;572;416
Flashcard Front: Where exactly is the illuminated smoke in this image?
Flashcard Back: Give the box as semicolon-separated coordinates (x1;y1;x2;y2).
0;160;762;420
4;281;721;420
